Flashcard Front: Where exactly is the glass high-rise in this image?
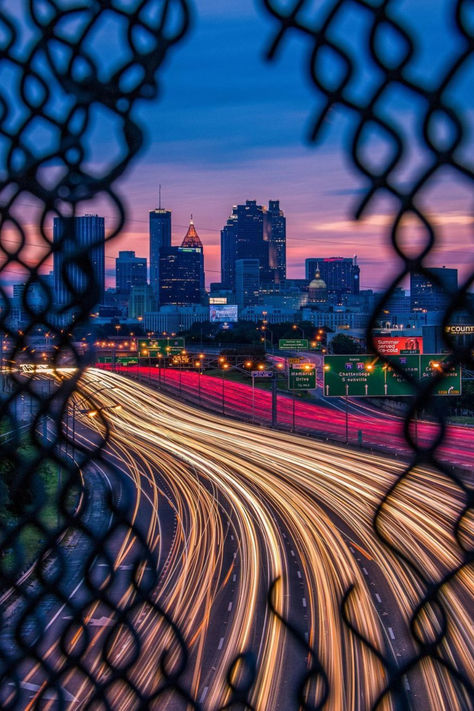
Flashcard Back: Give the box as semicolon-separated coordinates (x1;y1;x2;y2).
220;199;286;289
53;214;105;307
149;207;171;303
115;251;147;295
267;200;286;284
235;259;260;308
410;266;458;312
159;220;204;305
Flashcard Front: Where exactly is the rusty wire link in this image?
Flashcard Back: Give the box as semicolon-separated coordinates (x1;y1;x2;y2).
261;0;473;709
1;0;473;709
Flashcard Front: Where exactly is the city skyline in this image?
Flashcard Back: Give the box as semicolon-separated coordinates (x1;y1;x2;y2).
2;0;471;293
104;0;471;288
4;195;469;301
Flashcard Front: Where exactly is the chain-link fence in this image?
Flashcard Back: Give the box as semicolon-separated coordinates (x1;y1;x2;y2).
1;0;472;709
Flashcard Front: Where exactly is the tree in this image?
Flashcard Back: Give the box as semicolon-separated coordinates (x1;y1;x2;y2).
330;334;364;354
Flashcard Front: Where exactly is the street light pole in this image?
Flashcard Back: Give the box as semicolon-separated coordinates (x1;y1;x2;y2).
252;373;255;423
345;385;349;443
271;375;277;427
222;370;225;415
292;324;305;339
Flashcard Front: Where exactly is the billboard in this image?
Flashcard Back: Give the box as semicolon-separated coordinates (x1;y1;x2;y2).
373;336;423;355
445;325;474;335
209;304;238;323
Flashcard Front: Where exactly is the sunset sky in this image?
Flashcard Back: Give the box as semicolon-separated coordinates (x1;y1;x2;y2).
3;0;472;293
106;0;472;291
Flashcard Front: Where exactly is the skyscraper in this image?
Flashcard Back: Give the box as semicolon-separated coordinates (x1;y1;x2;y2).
159;219;204;305
235;259;260;308
181;218;205;290
410;266;458;312
53;214;105;306
149;194;171;303
267;200;286;284
115;251;147;295
221;213;238;289
220;200;286;289
305;257;360;296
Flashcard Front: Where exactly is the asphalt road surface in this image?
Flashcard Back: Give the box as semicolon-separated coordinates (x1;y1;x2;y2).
5;367;472;710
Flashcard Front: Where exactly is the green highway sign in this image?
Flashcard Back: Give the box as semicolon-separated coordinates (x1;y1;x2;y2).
420;355;461;395
384;355;420;396
115;356;139;366
97;356;113;364
138;337;185;357
323;354;461;397
288;362;316;390
138;347;182;358
324;355;382;397
279;338;309;350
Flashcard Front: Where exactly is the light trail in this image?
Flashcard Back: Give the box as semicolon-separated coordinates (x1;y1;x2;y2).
108;365;474;469
74;368;472;710
15;368;472;710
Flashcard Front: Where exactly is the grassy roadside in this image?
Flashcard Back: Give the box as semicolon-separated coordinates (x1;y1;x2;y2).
0;437;80;579
446;415;474;426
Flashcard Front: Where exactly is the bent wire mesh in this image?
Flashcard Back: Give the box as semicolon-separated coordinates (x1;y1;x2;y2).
0;0;473;710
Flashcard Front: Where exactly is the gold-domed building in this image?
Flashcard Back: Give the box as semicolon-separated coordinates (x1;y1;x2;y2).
308;264;328;304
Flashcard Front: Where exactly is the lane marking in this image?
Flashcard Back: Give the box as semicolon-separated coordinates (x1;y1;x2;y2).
9;682;77;702
218;637;224;650
290;549;295;557
227;602;233;612
362;567;368;576
297;571;302;579
302;598;307;608
404;677;411;691
350;541;373;561
375;593;382;603
200;686;209;703
388;627;395;640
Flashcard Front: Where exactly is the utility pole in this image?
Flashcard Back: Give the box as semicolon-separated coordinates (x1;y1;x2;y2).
272;375;277;427
252;373;255;423
345;384;349;443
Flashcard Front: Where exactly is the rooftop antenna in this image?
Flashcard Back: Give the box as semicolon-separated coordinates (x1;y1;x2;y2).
158;184;162;210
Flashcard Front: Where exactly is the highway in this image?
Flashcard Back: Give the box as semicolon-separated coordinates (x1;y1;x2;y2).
9;367;472;709
76;369;472;709
111;365;474;470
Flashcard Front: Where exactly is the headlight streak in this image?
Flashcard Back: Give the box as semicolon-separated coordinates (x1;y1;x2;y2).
100;369;474;708
28;368;471;711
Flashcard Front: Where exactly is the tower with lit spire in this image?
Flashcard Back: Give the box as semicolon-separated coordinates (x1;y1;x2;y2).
159;217;205;304
181;216;204;290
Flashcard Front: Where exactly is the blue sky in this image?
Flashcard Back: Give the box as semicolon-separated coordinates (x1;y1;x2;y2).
2;0;472;290
104;0;472;289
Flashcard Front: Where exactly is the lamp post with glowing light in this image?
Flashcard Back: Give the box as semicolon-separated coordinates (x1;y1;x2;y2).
292;324;305;339
194;354;205;403
219;360;229;414
261;325;274;353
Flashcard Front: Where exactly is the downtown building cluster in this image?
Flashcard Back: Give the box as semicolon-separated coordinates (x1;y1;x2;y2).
5;199;469;351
